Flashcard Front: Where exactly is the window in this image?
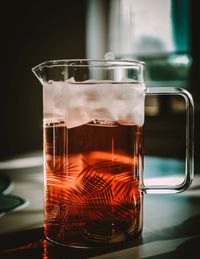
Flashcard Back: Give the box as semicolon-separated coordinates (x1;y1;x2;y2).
87;0;191;88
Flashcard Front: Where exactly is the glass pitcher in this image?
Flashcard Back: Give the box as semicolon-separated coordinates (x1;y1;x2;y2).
32;59;194;248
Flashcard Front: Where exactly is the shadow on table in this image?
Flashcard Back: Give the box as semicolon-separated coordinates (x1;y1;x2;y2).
0;229;142;259
143;214;200;242
141;214;200;259
0;214;200;259
144;236;200;259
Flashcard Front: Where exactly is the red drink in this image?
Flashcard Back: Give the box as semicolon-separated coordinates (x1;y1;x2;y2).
44;119;143;247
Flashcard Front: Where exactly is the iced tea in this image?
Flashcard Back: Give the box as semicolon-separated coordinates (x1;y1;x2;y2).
44;119;143;247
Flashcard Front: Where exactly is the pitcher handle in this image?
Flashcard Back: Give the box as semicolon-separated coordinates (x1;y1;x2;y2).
142;87;194;194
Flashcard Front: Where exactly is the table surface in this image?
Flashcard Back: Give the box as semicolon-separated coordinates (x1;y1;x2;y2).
0;152;199;259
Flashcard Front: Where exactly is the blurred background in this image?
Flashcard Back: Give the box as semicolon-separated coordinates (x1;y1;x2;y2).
0;0;199;171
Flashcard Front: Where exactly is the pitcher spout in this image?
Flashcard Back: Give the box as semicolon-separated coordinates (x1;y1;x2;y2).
32;63;44;84
32;60;76;84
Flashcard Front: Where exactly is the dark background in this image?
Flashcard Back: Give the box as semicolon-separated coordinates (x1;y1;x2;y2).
0;0;87;158
0;0;199;172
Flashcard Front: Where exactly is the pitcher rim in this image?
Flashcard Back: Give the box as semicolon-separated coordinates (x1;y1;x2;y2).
32;59;145;72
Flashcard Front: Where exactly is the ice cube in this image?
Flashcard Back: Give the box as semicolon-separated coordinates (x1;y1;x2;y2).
43;82;65;118
43;81;146;128
65;77;75;83
65;106;91;128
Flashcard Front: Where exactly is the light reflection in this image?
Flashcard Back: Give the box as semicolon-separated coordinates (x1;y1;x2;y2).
144;176;184;186
43;239;48;259
168;54;192;66
0;155;43;169
144;175;200;196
